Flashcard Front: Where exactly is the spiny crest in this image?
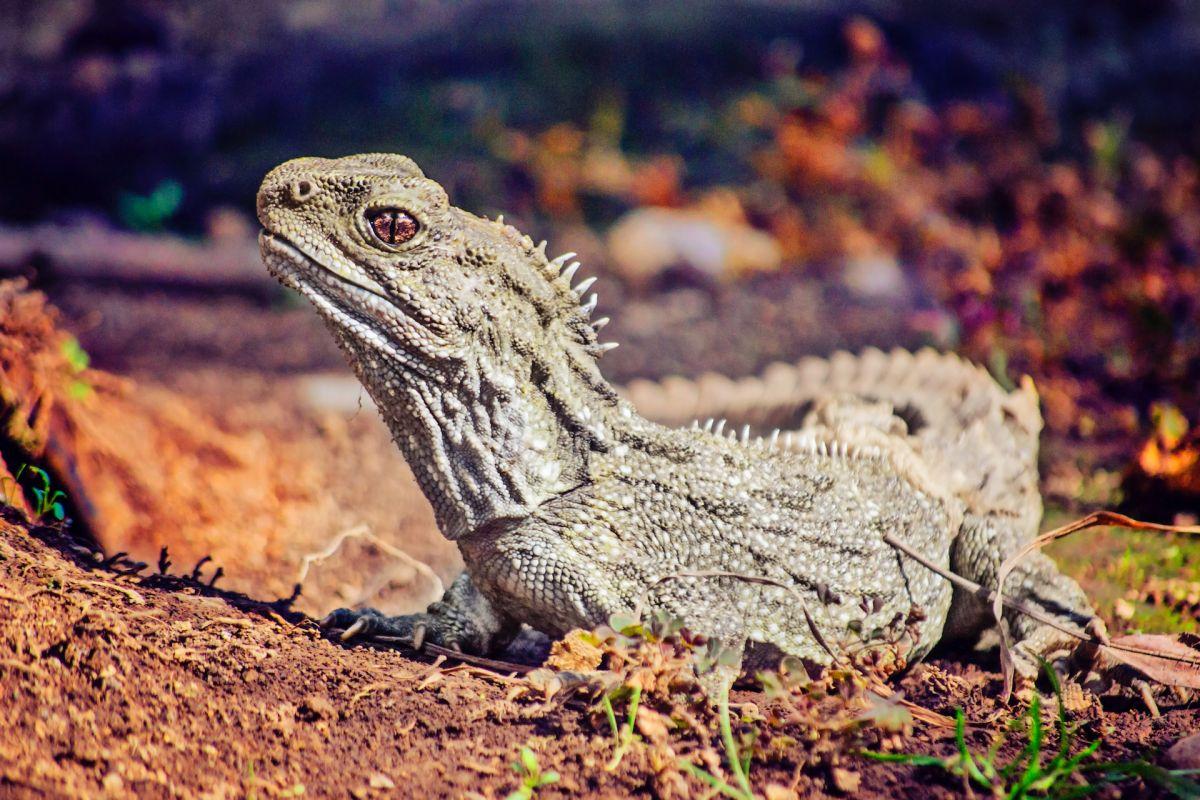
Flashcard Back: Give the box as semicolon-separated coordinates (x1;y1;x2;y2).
482;212;620;358
544;247;618;358
687;418;880;459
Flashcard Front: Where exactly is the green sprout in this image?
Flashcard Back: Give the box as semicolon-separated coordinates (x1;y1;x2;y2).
506;746;559;800
863;666;1200;799
2;464;66;522
601;683;642;770
61;335;93;399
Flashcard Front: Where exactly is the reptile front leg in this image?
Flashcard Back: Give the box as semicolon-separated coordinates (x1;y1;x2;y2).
460;519;634;641
322;572;521;654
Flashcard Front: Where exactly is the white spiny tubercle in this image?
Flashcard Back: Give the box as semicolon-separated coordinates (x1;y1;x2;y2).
784;432;794;448
496;214;504;225
573;276;597;297
703;419;715;433
769;429;780;448
592;317;610;331
714;419;726;436
740;424;750;443
595;341;619;353
581;293;598;315
560;262;581;283
535;240;547;257
549;252;576;270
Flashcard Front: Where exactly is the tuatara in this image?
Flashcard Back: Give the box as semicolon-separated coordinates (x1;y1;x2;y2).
256;153;1100;686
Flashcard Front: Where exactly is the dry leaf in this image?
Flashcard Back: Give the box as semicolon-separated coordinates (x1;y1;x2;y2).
1098;633;1200;690
545;629;604;672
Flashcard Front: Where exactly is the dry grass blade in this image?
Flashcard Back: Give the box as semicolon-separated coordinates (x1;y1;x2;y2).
992;511;1200;700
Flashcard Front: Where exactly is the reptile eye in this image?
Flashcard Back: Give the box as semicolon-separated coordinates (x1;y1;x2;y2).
366;208;420;246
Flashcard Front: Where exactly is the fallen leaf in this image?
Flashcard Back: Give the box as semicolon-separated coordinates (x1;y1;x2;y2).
1114;598;1136;620
1099;633;1200;690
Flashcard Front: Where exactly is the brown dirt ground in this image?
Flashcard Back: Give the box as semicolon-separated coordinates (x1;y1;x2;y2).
1;280;1197;798
3;513;1198;799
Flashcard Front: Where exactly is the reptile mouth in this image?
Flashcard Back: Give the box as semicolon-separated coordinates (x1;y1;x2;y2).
258;231;390;301
258;230;449;380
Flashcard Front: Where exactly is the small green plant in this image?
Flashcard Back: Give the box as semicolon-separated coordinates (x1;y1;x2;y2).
61;336;93;399
2;464;67;522
676;641;757;800
678;681;755;800
601;683;642;770
244;762;260;800
863;666;1200;799
506;746;559;800
118;179;183;231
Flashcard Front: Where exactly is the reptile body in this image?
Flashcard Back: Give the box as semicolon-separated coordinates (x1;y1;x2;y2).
256;153;1098;684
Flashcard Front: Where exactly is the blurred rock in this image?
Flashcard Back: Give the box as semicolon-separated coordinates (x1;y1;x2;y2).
606;203;782;287
1165;732;1200;770
840;251;907;299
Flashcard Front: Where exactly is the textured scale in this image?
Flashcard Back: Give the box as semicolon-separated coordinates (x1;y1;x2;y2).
257;154;1100;687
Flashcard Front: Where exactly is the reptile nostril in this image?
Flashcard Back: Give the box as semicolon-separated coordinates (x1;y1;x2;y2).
291;179;317;202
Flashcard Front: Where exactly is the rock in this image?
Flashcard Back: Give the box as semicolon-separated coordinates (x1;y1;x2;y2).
368;773;396;789
1165;732;1200;770
606;205;781;286
101;772;124;794
831;767;861;794
841;251;907;299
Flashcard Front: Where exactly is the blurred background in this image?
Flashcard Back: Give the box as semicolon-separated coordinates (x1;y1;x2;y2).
0;0;1198;623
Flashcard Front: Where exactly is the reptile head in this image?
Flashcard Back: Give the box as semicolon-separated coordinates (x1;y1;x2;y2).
257;153;614;381
256;153;623;537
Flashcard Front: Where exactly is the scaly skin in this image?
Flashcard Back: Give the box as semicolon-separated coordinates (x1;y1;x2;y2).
256;153;1099;684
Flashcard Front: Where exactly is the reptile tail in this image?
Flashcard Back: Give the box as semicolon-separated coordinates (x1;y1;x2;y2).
621;347;1043;522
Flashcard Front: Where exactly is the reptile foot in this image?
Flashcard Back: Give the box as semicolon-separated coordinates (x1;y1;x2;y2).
319;606;462;650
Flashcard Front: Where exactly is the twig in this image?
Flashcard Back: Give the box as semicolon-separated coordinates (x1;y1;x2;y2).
367;635;536;675
77;578;145;605
881;534;1090;643
295;524;445;606
883;529;1200;693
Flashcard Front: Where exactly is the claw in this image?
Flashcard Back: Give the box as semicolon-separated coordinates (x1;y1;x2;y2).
411;623;427;650
341;618;368;641
319;612;337;628
1138;681;1162;718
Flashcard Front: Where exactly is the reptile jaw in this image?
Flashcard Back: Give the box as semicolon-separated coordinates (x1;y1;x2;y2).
258;231;448;382
258;231;390;300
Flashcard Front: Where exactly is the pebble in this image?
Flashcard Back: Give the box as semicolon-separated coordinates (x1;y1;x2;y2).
1165;732;1200;770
